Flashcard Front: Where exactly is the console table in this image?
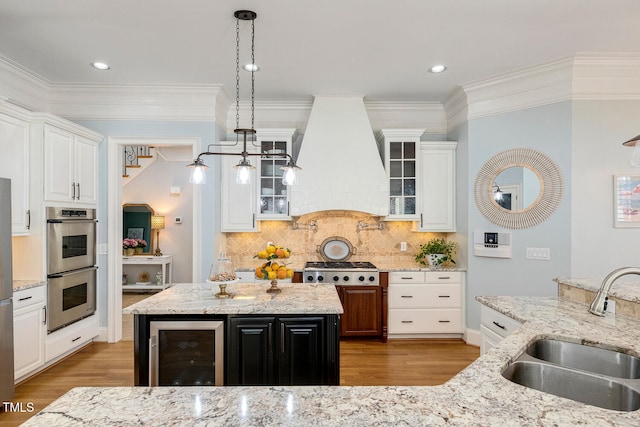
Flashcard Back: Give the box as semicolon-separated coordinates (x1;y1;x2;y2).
122;255;172;291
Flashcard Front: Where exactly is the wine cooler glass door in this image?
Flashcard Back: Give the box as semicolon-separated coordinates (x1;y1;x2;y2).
149;320;224;386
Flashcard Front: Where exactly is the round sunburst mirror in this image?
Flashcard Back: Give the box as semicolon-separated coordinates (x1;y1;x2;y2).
474;148;563;229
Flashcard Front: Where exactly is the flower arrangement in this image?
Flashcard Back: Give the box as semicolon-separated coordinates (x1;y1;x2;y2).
253;243;294;280
122;238;139;249
136;239;147;248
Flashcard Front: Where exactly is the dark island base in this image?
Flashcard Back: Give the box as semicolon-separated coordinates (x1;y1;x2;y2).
134;313;340;386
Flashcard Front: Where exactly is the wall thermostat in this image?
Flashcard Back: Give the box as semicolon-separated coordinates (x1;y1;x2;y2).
473;231;512;258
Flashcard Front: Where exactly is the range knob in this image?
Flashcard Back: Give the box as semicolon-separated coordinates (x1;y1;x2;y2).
332;275;340;282
358;276;365;282
368;276;376;282
306;275;315;282
317;275;324;282
343;276;350;282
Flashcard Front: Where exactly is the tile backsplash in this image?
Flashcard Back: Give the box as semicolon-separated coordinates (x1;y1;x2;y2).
225;210;446;270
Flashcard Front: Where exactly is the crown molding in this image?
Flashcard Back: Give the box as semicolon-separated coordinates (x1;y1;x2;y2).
572;54;640;99
443;87;468;133
365;102;446;135
462;57;575;121
48;84;226;123
0;55;50;112
450;54;640;128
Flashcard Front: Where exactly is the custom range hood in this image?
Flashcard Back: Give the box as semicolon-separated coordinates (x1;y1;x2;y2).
290;96;389;216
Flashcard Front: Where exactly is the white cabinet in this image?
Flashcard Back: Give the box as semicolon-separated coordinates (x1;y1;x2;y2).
416;141;457;231
45;314;98;362
0;103;31;235
41;121;101;205
388;271;464;337
122;255;173;291
256;129;296;220
220;143;258;232
479;305;523;355
378;129;423;220
13;286;46;381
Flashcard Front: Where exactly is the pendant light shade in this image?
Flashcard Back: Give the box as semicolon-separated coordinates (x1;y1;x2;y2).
234;157;255;184
188;158;208;184
187;10;302;185
623;134;640;168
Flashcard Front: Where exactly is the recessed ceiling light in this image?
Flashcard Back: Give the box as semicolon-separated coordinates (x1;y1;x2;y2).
429;64;447;73
243;63;260;72
91;62;110;70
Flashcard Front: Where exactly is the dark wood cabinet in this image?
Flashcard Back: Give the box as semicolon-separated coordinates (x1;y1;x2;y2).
337;286;382;337
226;316;276;385
226;314;340;386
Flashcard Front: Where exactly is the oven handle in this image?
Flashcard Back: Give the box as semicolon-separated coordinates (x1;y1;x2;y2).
47;266;98;278
46;219;98;223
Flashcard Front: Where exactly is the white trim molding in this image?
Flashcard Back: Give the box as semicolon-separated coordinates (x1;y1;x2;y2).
0;54;50;112
445;53;640;129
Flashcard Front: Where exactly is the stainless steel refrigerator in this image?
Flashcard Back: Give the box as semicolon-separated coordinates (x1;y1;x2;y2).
0;177;14;402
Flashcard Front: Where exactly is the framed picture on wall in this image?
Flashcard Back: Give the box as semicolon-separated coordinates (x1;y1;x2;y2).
613;175;640;228
127;227;145;239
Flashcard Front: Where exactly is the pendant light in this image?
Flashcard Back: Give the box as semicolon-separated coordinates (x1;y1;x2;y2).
623;134;640;167
187;10;301;185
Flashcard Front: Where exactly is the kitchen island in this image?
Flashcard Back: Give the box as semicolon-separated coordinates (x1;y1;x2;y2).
124;282;343;387
23;291;640;426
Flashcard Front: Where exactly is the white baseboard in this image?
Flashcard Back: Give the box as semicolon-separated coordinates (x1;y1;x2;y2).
95;326;109;342
465;328;481;347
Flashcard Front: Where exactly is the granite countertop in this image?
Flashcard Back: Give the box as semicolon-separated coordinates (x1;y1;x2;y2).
555;275;640;303
26;295;640;426
13;279;46;292
122;282;344;315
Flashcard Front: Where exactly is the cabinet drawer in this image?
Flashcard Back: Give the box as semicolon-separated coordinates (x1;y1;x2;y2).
45;315;98;362
13;286;46;310
388;309;462;333
389;284;461;308
480;305;522;338
388;271;424;284
424;271;462;284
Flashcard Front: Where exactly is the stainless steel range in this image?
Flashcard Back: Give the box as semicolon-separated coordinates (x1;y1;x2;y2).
303;261;379;285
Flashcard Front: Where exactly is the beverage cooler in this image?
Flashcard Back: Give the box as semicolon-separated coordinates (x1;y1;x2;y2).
148;320;224;386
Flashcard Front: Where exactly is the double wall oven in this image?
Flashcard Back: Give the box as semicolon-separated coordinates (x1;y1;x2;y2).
46;207;97;333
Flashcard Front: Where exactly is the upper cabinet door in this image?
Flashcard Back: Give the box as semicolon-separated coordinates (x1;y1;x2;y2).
416;141;457;232
74;135;99;204
43;124;100;205
256;129;296;221
379;129;424;220
0;109;30;235
220;145;258;232
44;125;77;203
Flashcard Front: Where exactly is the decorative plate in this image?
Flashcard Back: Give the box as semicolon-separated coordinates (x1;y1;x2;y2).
317;236;356;261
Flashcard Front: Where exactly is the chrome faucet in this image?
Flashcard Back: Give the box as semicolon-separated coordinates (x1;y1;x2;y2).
588;267;640;316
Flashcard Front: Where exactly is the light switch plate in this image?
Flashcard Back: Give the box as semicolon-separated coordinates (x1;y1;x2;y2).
526;247;550;260
400;242;407;252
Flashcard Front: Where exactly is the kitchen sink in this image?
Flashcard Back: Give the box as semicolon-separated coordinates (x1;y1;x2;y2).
525;339;640;379
502;338;640;411
502;361;640;412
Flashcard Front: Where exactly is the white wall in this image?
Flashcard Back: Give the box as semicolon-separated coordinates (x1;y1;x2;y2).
571;100;640;275
463;102;573;329
122;156;193;283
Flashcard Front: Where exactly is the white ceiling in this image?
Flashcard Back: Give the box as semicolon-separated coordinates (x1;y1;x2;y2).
1;0;639;104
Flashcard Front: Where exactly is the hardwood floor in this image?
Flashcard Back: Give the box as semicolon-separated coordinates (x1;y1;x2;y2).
1;338;479;426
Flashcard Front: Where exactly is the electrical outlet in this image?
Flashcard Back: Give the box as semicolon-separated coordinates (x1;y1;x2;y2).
174;217;182;224
400;242;407;252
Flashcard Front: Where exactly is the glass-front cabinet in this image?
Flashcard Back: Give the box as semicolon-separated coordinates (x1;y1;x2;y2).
257;129;296;220
378;129;424;220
